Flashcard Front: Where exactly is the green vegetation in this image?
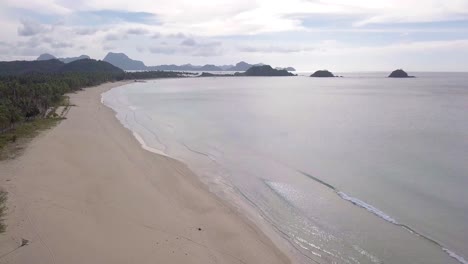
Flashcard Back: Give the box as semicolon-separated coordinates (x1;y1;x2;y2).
0;118;61;159
0;72;120;132
0;59;189;156
0;59;65;76
0;58;123;77
0;190;6;233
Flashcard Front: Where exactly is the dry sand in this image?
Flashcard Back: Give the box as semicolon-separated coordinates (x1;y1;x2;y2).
0;81;291;264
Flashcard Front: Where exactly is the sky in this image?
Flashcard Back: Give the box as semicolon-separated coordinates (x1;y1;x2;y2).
1;0;468;71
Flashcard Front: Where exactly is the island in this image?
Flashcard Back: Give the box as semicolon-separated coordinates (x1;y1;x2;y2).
199;72;234;77
310;70;336;77
388;69;415;78
236;65;296;76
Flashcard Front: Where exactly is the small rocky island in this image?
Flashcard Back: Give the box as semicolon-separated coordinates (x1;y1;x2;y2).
310;70;336;77
199;72;233;77
388;69;415;78
235;65;296;76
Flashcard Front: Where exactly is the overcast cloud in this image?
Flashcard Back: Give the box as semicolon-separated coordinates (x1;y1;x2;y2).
0;0;467;70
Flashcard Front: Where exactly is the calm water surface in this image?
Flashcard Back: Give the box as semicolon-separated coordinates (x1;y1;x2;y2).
103;73;468;264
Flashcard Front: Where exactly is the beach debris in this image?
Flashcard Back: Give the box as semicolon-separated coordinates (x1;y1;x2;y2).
197;227;202;231
20;238;29;247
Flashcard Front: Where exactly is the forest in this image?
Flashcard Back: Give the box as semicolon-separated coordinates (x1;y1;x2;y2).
0;59;189;132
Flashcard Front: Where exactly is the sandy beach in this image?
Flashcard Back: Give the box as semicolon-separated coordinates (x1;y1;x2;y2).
0;81;291;264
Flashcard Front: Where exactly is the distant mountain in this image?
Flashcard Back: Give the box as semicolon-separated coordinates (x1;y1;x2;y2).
236;65;296;76
60;59;123;74
219;64;234;71
148;64;192;71
228;61;254;71
148;64;223;71
36;53;91;63
60;55;90;63
103;52;147;71
276;67;296;71
0;59;122;76
199;64;222;71
91;52;294;73
37;53;57;61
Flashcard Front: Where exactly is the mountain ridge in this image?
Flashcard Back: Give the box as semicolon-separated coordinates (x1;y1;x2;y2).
36;52;296;72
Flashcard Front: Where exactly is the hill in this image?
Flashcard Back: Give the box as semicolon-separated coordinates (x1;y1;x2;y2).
103;52;147;71
0;59;123;76
236;65;295;76
0;59;65;76
388;69;414;78
199;64;222;71
37;53;57;61
228;61;261;71
60;59;124;74
36;54;91;63
60;55;91;63
310;70;336;77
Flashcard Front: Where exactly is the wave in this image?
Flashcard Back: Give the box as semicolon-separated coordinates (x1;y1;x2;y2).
132;131;169;157
444;248;468;264
297;170;467;264
337;191;398;225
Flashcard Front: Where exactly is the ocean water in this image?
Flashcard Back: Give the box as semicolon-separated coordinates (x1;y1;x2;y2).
102;73;468;264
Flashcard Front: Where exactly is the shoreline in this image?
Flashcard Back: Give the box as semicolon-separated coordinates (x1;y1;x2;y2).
0;81;291;264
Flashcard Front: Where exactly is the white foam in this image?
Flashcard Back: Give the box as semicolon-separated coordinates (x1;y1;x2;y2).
337;191;398;225
132;131;169;157
443;248;468;264
353;245;382;264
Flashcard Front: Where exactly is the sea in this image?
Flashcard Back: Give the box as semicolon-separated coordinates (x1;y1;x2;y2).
102;72;468;264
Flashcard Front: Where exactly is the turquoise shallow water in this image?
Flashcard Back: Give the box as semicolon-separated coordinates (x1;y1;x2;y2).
103;73;468;264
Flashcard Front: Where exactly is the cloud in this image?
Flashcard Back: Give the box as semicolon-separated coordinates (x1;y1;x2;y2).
238;45;308;53
50;41;74;49
73;10;159;25
17;19;47;36
167;32;187;39
126;28;149;35
17;37;42;48
103;45;116;51
149;46;177;55
74;27;99;35
149;39;223;56
181;38;197;46
104;33;120;41
1;0;468;70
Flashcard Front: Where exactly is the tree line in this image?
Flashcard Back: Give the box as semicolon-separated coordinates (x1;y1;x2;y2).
0;70;188;132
